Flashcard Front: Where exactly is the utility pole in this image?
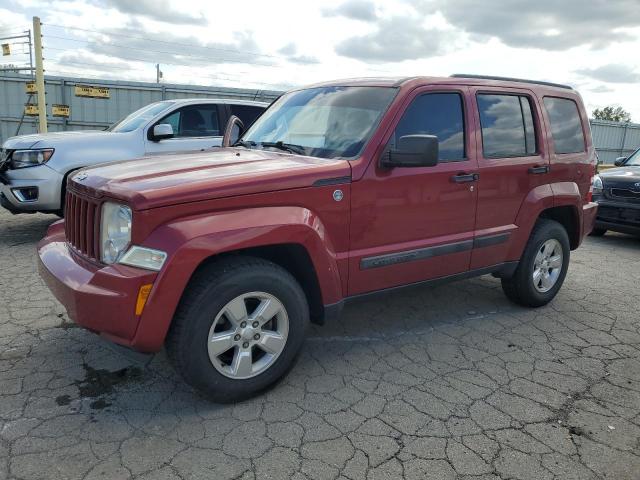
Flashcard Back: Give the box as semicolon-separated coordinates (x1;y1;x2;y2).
156;63;162;83
33;16;47;133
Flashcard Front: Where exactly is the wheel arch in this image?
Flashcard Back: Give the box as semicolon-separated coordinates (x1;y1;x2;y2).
131;206;344;351
190;243;326;325
510;183;583;260
538;204;581;249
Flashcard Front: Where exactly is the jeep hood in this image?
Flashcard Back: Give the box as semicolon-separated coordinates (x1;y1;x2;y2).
71;148;352;210
3;130;111;150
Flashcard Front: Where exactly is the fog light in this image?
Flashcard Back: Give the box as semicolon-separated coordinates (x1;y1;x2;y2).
11;187;38;202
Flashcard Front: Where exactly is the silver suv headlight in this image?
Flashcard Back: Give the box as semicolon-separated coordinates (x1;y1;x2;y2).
11;148;54;168
100;202;132;264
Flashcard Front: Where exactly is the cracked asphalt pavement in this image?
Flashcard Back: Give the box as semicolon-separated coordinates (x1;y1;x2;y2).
1;209;640;480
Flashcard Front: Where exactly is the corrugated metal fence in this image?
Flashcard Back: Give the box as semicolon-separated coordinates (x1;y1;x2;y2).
1;72;639;164
0;72;281;143
590;119;640;164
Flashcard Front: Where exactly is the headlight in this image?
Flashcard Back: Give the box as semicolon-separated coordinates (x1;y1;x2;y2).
119;246;167;271
11;149;54;168
100;202;132;264
592;175;603;195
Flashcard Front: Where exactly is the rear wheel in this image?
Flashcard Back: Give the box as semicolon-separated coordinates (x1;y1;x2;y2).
589;228;607;237
166;256;309;403
501;219;570;307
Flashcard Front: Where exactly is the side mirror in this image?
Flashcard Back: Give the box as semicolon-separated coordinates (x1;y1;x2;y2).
152;124;174;141
614;156;627;166
222;115;245;147
381;134;439;168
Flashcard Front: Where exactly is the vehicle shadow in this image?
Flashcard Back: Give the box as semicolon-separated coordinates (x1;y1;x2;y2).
586;231;640;249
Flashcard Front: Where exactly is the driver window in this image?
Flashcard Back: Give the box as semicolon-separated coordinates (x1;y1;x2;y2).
158;105;220;138
393;93;466;161
162;111;180;133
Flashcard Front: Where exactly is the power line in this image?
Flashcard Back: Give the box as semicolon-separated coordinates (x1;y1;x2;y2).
47;62;290;90
0;29;30;38
46;67;291;90
44;34;289;68
45;46;249;78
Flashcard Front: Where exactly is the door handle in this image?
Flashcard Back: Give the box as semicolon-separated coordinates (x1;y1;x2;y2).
528;165;549;174
451;173;479;183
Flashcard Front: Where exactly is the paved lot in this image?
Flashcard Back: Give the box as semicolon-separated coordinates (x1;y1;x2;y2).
1;208;639;480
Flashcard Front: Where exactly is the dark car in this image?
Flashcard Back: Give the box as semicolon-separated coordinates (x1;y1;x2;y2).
592;148;640;237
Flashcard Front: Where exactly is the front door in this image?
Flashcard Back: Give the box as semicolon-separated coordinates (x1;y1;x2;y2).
145;104;223;154
348;88;479;295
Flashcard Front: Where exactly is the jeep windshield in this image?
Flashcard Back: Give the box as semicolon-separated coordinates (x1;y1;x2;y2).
108;101;174;133
239;86;397;159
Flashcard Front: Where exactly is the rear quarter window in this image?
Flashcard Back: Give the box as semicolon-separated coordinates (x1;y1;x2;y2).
543;97;585;154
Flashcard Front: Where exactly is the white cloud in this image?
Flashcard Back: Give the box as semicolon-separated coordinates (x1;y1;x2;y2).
2;0;640;120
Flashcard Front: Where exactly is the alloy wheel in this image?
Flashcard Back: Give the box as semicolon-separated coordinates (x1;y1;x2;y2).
532;238;563;293
207;292;289;379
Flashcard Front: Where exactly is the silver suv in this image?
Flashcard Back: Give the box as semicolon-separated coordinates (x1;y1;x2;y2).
0;98;267;214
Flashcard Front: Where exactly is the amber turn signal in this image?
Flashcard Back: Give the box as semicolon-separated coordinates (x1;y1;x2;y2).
135;284;153;316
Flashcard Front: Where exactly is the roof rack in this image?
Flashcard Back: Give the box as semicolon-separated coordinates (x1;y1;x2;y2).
450;74;573;90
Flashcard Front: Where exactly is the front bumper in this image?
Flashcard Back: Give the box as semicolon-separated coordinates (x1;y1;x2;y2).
0;164;64;212
594;199;640;236
37;221;159;350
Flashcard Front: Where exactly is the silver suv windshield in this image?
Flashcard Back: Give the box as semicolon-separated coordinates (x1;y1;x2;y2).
240;86;397;159
108;101;174;133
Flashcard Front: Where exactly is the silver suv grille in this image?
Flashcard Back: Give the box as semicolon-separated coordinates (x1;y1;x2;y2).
0;149;11;170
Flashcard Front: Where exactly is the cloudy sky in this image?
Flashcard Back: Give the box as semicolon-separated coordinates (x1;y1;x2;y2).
1;0;640;119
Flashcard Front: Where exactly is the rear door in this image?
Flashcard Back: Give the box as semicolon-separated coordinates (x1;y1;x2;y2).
145;103;224;154
470;87;550;269
348;87;479;295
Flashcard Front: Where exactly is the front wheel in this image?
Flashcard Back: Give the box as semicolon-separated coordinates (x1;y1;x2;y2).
166;256;309;402
501;219;570;307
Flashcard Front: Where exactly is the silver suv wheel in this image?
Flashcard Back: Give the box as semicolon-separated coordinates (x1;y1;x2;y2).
207;292;289;379
532;238;563;293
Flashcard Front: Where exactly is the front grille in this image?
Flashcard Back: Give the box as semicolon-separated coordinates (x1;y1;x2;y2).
610;188;640;202
64;191;100;260
0;148;12;171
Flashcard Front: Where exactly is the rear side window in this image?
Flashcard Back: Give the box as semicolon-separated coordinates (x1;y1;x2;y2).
543;97;585;154
393;92;465;161
230;104;264;128
477;94;537;158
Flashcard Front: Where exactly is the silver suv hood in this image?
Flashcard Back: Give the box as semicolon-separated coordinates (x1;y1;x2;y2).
2;130;111;150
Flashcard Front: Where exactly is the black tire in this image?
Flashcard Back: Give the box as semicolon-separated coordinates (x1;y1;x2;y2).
501;219;570;307
166;256;309;403
589;228;607;237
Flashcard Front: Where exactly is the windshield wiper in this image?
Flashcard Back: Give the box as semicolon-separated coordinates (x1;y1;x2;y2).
260;141;306;155
233;139;257;149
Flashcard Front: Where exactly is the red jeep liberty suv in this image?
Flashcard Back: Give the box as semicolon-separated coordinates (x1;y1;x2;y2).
38;75;598;402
